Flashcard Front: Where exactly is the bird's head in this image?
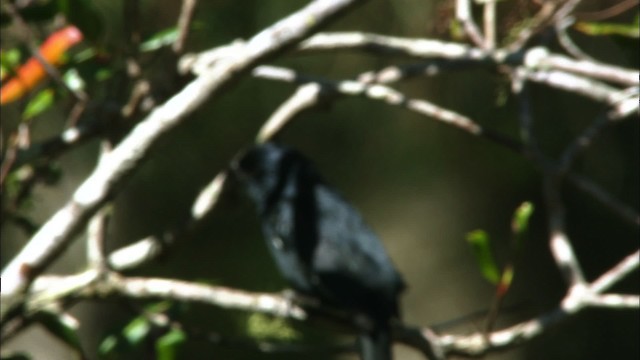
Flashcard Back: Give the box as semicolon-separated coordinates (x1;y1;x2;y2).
231;142;304;212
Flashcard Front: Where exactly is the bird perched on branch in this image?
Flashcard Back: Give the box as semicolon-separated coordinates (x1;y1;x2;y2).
232;142;405;360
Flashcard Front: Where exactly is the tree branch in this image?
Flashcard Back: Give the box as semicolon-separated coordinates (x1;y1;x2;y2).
1;0;369;304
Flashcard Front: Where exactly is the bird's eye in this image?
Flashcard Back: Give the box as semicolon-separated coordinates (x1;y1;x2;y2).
237;154;263;177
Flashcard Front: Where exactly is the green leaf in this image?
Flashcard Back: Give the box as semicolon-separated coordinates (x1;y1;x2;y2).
140;27;179;52
36;311;83;353
496;265;514;297
142;301;176;315
575;16;640;38
95;68;113;81
156;329;186;360
98;315;150;358
71;48;115;83
123;316;152;345
72;47;97;63
1;48;23;80
98;302;177;358
466;230;501;284
246;313;299;340
511;201;533;234
97;334;120;357
63;68;85;92
22;89;54;121
511;201;534;249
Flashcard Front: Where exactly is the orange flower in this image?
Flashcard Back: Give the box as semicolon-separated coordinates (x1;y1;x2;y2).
1;26;83;104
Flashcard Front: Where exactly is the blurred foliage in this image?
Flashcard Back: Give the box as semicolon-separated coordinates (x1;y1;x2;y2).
22;88;54;120
511;201;533;249
246;313;300;341
35;311;83;357
575;14;640;38
467;229;501;284
98;302;186;360
139;27;179;52
466;201;532;296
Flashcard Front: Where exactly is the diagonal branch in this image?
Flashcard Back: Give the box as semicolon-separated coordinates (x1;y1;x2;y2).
252;65;521;151
1;0;369;304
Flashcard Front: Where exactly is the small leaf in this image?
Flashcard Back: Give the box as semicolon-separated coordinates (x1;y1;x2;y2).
72;47;97;62
123;316;152;345
97;317;150;358
156;329;186;360
511;201;534;235
97;334;120;356
95;68;113;81
1;48;23;80
246;313;299;340
140;27;179;52
496;265;514;297
511;202;534;250
63;68;85;91
466;230;501;284
575;18;640;38
98;302;177;358
22;89;54;121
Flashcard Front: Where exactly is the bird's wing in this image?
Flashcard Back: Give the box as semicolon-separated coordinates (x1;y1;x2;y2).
312;186;402;298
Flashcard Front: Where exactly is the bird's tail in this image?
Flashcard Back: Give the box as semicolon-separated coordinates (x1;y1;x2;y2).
359;326;392;360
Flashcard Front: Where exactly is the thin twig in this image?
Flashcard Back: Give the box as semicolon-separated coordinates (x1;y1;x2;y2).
524;47;639;86
173;0;198;54
555;17;597;61
590;250;640;293
299;32;491;60
252;65;522;151
575;0;639;21
559;111;609;171
29;273;306;320
456;0;486;47
482;0;497;49
257;83;326;143
86;203;110;271
108;237;166;271
86;142;113;271
506;1;558;52
567;173;640;226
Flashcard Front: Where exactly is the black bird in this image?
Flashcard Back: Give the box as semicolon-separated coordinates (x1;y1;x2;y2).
232;142;405;360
